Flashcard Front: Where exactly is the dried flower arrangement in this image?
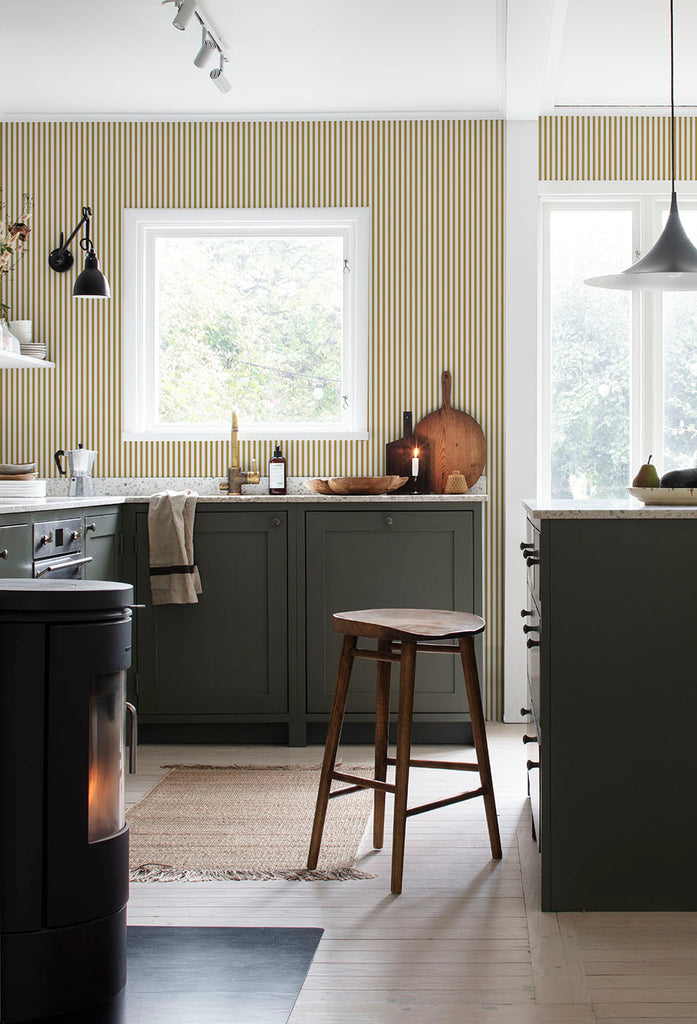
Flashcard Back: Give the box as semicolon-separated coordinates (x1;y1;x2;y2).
0;192;33;322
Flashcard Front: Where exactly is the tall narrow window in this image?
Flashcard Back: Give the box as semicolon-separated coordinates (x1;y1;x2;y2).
548;208;633;499
663;208;697;470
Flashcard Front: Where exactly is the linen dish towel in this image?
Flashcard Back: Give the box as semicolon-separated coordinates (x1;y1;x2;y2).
148;490;202;605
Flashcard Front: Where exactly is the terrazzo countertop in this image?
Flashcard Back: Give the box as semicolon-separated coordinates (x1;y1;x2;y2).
524;497;697;519
0;479;487;516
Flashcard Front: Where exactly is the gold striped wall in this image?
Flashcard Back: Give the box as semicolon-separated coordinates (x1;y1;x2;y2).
0;118;504;716
540;114;697;180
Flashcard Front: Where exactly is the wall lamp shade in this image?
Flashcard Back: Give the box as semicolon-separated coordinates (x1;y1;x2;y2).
172;0;196;30
48;207;111;299
586;0;697;292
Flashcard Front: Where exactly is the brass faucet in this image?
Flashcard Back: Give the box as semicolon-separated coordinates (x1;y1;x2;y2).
220;408;260;495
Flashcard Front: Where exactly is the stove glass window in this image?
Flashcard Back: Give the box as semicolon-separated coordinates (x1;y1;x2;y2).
88;671;125;844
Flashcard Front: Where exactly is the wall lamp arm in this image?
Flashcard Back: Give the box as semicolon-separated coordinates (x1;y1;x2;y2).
48;206;93;274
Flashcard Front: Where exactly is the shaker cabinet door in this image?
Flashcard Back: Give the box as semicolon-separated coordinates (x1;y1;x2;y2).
305;510;475;714
84;512;122;582
0;524;32;578
135;511;288;717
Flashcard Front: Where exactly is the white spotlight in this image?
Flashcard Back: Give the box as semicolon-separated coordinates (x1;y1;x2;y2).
172;0;196;31
194;29;217;68
210;53;232;93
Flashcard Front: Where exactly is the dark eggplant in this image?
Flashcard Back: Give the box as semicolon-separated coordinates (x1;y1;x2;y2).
659;467;697;488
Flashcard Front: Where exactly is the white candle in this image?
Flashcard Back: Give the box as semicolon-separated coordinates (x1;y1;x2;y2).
411;448;419;477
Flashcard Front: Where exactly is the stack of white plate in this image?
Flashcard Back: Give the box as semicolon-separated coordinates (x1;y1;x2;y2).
20;344;47;360
0;478;46;498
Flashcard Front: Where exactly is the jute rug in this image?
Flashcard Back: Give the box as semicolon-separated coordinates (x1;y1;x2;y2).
127;764;376;882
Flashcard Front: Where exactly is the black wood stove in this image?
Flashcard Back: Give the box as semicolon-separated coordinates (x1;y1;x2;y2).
0;579;134;1021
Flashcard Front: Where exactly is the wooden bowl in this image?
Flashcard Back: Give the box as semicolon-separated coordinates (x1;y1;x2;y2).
326;476;408;495
305;478;334;494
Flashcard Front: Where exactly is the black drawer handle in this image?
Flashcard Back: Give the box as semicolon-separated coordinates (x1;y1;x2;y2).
520;542;534;553
522;734;537;744
270;517;281;528
522;624;539;634
520;707;531;716
85;522;97;533
526;637;541;649
384;516;394;526
526;760;540;771
0;549;7;560
526;556;540;567
521;608;533;617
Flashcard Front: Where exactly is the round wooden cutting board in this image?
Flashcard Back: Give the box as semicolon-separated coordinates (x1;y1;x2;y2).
414;371;486;493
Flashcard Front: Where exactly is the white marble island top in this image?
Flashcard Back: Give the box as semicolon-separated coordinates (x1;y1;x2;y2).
524;497;697;519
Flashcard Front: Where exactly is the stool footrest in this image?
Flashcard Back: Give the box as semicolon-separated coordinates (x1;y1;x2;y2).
391;641;460;654
329;785;365;799
405;786;486;818
386;756;481;772
352;648;402;664
331;770;396;794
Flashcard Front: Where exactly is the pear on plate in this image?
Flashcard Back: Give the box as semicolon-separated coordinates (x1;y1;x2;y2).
632;455;660;488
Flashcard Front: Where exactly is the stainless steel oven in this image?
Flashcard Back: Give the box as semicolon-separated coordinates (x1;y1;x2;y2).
33;518;92;579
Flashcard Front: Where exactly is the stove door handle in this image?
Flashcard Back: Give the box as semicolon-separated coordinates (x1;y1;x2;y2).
35;555;93;577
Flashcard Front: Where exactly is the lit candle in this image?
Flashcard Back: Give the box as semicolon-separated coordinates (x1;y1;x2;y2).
411;447;420;477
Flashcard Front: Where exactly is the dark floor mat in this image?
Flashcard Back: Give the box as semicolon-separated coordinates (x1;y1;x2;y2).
15;926;323;1024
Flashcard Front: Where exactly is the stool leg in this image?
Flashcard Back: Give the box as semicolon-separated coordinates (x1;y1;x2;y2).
459;635;502;860
391;639;417;894
308;634;357;869
373;638;392;849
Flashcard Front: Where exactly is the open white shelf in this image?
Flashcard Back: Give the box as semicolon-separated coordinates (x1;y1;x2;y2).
0;351;55;369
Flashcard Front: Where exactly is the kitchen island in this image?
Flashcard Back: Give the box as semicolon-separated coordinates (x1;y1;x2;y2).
523;496;697;911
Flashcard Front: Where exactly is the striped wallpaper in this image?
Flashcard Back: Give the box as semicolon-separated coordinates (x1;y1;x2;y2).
0;118;504;716
540;113;697;181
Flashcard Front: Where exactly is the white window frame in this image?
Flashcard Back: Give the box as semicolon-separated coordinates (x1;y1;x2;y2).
539;182;697;497
122;207;370;442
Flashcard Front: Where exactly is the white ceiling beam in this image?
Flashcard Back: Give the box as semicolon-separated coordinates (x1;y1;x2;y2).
504;0;569;119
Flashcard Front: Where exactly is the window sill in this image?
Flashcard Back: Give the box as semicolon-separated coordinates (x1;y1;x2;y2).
122;428;370;443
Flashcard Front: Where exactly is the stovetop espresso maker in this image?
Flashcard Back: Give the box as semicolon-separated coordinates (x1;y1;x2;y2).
54;444;98;496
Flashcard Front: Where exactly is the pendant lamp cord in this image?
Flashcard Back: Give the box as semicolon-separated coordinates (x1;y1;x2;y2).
670;0;676;194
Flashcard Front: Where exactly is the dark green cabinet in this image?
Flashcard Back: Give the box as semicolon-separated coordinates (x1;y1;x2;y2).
84;512;121;581
528;511;697;911
305;509;476;715
0;524;31;578
135;510;288;719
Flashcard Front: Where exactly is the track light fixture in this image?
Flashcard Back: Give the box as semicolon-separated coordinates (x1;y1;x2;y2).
163;1;231;95
194;28;216;68
210;52;232;93
172;0;196;31
48;207;111;299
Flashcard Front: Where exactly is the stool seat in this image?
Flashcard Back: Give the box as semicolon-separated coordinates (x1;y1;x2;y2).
309;606;501;893
333;608;485;641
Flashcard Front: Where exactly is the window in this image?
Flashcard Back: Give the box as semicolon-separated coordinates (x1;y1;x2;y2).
123;208;369;441
541;192;697;499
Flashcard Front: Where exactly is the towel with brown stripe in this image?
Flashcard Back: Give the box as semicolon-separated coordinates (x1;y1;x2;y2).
147;490;202;605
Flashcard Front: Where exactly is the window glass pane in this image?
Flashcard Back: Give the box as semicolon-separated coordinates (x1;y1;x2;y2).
154;235;344;426
663;208;697;472
549;210;633;499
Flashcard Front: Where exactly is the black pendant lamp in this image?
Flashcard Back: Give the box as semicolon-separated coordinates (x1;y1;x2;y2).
586;0;697;291
48;206;111;299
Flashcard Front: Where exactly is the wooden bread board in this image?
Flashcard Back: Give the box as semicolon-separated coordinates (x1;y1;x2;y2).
414;371;486;493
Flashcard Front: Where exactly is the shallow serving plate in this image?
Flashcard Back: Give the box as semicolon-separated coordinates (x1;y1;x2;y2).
628;486;697;505
306;476;408;496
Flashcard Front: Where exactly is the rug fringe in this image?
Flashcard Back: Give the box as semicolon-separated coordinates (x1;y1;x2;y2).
159;763;371;772
130;864;377;882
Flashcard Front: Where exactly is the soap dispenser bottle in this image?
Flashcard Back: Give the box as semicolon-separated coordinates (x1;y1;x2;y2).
268;444;287;495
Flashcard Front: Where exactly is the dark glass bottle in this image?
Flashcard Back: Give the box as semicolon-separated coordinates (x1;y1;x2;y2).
268;444;287;495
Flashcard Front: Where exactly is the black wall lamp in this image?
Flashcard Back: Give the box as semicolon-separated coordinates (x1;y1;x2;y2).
48;207;111;298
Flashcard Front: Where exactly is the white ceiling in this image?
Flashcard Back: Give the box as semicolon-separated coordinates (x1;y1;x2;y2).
0;0;695;119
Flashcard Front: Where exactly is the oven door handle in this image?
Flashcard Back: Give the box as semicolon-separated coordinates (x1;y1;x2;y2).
35;555;93;578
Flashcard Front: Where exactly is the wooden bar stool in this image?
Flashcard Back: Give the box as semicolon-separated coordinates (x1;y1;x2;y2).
307;608;502;893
